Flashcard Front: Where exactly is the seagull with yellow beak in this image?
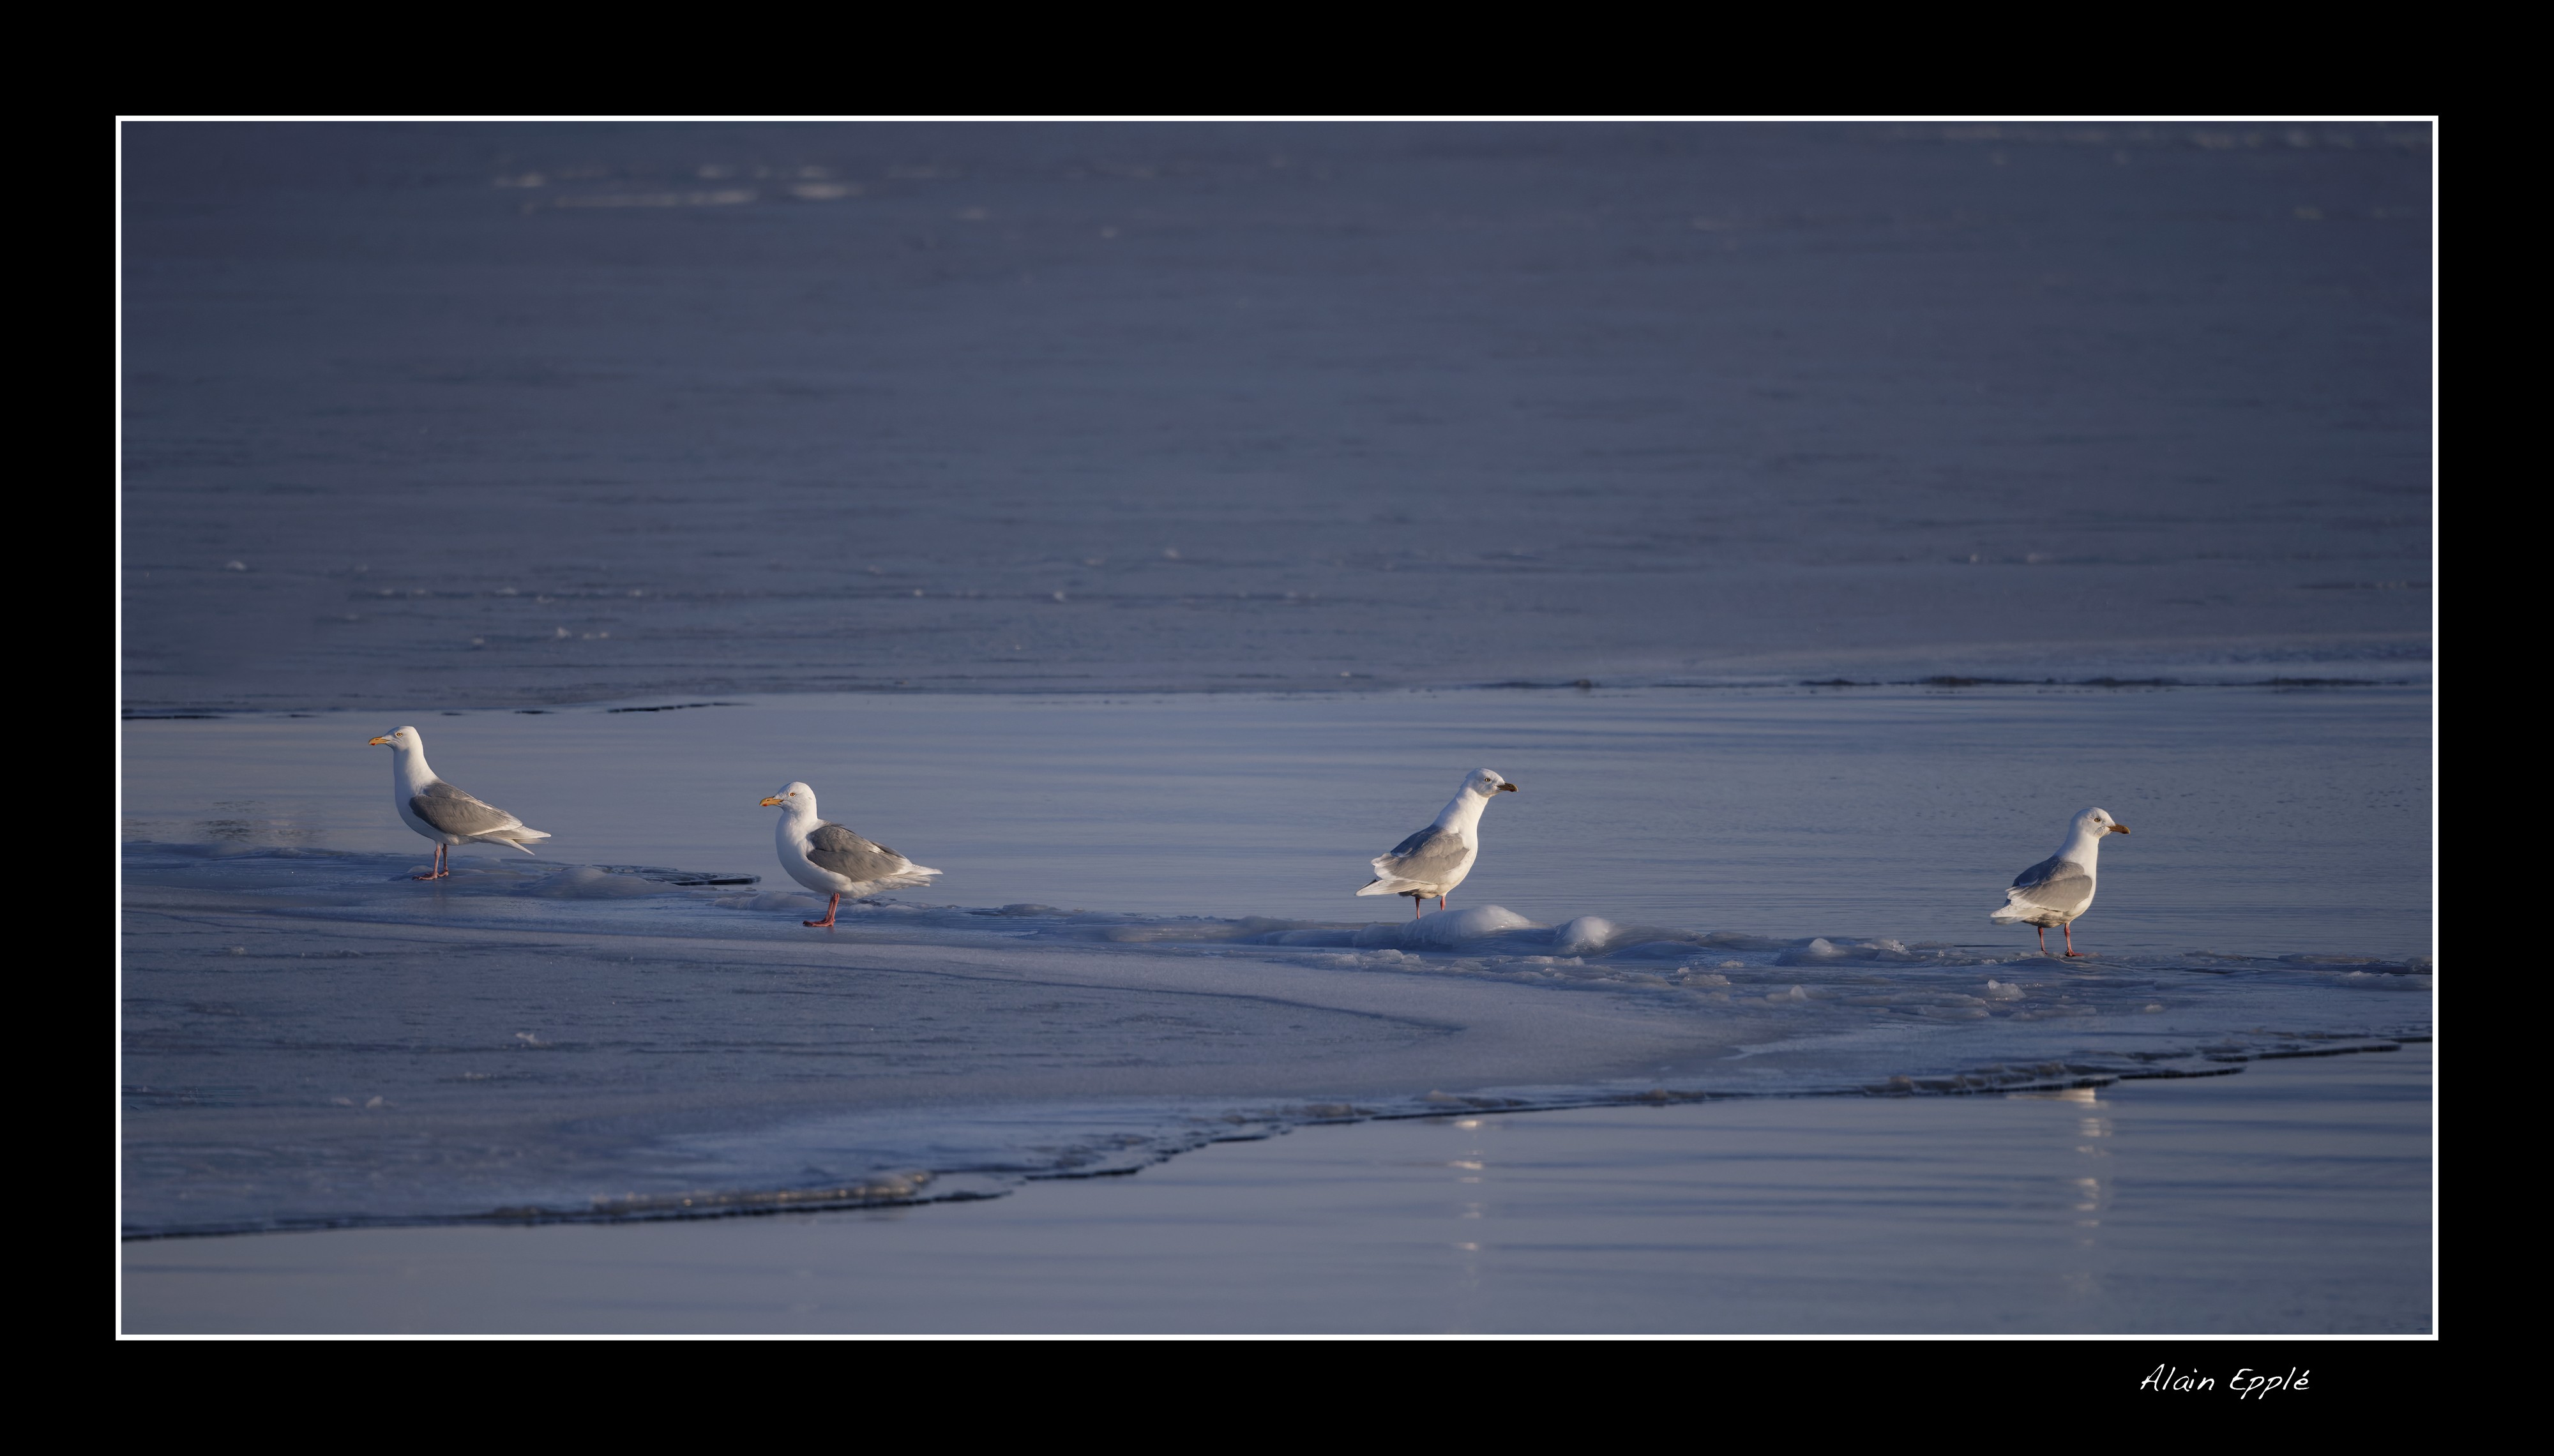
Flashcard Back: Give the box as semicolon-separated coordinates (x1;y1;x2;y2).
367;725;552;880
760;781;942;927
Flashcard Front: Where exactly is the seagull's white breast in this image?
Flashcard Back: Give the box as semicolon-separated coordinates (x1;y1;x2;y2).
776;817;843;895
389;752;460;845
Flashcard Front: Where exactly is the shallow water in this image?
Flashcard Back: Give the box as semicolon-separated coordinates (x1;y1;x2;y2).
122;1044;2430;1334
121;684;2429;1238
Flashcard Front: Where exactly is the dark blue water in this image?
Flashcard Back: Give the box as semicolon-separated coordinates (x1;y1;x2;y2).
123;122;2431;711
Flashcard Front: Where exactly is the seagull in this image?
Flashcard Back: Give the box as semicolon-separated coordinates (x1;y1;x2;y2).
760;781;942;928
1990;806;2131;956
1356;769;1518;917
366;725;551;880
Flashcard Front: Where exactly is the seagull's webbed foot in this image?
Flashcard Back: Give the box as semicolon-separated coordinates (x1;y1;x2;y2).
804;892;842;929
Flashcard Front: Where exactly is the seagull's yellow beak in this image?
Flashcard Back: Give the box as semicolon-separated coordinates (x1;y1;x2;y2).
2109;824;2130;834
759;795;785;807
368;736;393;746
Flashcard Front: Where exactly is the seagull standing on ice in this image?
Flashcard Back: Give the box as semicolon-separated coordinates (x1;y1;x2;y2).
1990;806;2131;956
366;725;551;880
1357;768;1518;917
760;781;942;928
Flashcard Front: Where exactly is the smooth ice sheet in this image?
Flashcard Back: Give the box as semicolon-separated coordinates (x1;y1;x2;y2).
125;684;2431;947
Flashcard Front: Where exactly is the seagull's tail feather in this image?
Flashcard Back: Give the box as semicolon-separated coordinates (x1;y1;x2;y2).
1356;876;1407;897
474;827;550;853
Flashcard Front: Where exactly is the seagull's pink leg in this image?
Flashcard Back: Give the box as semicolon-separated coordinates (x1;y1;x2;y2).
2064;922;2083;958
2036;924;2047;955
1439;895;1447;911
805;893;841;929
1411;896;1422;920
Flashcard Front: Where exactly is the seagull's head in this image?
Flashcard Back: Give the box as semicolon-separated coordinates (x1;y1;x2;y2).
368;726;421;750
760;781;816;811
2078;806;2129;836
1465;768;1520;798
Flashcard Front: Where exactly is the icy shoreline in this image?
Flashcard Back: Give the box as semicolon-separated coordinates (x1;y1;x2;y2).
122;843;2428;1239
122;684;2429;1239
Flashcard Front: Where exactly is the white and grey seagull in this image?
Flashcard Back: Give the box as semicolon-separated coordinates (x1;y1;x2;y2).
1356;768;1518;917
1990;806;2131;956
366;725;552;880
760;781;942;928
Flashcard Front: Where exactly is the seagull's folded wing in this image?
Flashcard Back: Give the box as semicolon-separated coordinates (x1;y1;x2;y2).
1370;825;1470;884
2004;855;2093;913
806;822;927;883
410;782;524;838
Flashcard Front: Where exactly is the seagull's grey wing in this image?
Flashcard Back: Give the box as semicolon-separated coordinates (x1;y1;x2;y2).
409;781;520;837
2007;856;2092;912
1377;825;1470;882
806;822;908;882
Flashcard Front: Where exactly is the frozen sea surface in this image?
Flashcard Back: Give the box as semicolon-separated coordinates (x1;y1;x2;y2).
122;122;2430;710
122;686;2429;1238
